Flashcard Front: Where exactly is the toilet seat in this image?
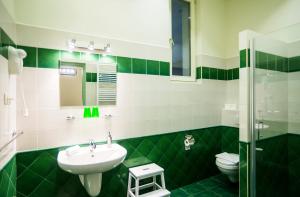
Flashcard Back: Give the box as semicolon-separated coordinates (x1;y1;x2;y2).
215;152;239;169
216;159;239;170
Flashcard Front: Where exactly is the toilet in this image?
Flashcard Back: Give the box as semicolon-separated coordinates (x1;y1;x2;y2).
215;152;239;183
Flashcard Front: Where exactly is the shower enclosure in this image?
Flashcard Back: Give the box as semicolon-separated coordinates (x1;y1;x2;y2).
250;23;300;196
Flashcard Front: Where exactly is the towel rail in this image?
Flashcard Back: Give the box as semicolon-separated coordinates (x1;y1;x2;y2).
0;131;24;152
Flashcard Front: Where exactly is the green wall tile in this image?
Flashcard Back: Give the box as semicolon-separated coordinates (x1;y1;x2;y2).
147;60;159;75
276;56;284;72
260;52;268;69
284;58;289;72
0;156;16;197
0;47;8;59
268;54;276;71
255;51;261;69
1;29;12;47
160;61;170;76
61;50;80;60
86;72;91;82
117;56;132;73
0;28;2;48
132;58;146;74
38;48;60;69
240;49;247;68
196;67;239;80
239;142;249;197
217;69;225;80
17;46;37;68
221;127;239;153
196;67;202;79
202;67;210;79
210;68;218;80
248;49;251;67
288;134;300;195
92;73;97;82
86;72;97;82
256;135;288;197
0;28;16;59
81;52;99;62
224;70;228;80
227;69;233;80
240;49;251;68
100;55;117;64
289;56;300;72
233;68;239;80
254;50;300;73
15;126;238;197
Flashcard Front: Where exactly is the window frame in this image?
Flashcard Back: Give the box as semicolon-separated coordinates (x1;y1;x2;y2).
169;0;196;82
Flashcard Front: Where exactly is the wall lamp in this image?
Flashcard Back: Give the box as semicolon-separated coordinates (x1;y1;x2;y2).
67;39;111;54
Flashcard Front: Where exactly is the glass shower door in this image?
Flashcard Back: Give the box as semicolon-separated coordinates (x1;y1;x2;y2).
252;36;289;197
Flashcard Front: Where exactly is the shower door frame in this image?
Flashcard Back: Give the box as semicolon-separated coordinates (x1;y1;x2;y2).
249;39;257;197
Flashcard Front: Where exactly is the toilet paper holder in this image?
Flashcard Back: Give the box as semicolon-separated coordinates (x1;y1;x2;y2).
184;135;195;150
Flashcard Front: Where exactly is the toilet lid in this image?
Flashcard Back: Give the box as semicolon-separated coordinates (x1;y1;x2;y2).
216;152;239;165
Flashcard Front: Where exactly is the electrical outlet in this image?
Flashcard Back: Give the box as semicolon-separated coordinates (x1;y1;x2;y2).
3;93;13;105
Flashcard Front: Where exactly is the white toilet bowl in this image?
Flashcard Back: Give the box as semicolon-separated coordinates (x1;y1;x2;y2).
215;152;239;183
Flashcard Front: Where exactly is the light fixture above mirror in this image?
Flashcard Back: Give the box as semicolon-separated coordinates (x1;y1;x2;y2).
67;39;111;54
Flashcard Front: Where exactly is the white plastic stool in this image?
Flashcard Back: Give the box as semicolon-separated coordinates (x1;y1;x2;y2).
127;163;170;197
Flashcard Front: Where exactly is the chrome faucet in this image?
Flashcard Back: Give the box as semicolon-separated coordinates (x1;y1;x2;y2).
107;131;112;145
89;139;96;152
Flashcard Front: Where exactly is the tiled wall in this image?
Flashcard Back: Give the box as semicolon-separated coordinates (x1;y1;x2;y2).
256;51;300;73
288;71;300;133
0;157;16;197
1;24;240;197
239;142;249;197
17;45;170;77
196;66;239;80
0;28;16;59
288;134;300;195
251;134;300;197
256;134;288;197
19;45;242;81
16;126;238;197
239;30;300;197
0;26;17;197
16;42;235;151
238;48;300;73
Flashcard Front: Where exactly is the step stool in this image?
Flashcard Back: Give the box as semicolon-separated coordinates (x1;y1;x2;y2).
127;163;170;197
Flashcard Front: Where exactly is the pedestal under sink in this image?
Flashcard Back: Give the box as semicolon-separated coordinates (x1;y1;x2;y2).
57;143;127;196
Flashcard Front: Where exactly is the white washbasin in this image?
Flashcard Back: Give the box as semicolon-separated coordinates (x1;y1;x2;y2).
58;143;127;174
255;123;269;129
57;143;127;197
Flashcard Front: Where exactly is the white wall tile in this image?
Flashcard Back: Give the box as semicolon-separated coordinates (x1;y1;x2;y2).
0;55;17;169
288;72;300;134
16;68;231;151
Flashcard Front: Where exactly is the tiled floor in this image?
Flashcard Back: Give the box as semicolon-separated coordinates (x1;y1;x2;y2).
171;174;238;197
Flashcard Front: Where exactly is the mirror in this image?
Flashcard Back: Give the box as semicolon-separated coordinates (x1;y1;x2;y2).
59;61;117;107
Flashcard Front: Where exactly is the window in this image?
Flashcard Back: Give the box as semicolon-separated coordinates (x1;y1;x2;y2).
171;0;195;80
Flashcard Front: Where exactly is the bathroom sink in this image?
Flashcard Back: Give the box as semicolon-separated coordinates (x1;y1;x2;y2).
58;143;127;174
57;143;127;197
255;123;269;129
